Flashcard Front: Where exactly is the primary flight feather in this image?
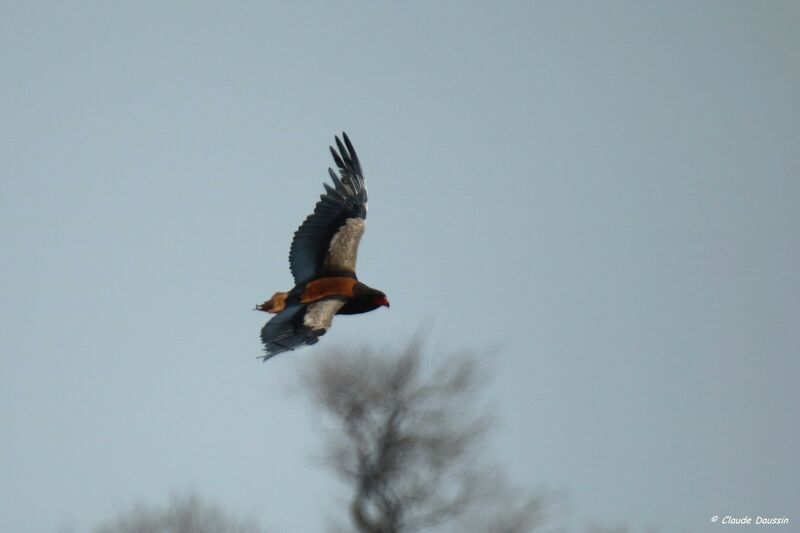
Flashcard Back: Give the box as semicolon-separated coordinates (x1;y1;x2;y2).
256;133;389;361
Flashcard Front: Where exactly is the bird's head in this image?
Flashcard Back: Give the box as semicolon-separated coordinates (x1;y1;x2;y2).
373;292;390;309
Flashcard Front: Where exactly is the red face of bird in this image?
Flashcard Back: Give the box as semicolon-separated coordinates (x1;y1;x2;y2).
374;294;390;308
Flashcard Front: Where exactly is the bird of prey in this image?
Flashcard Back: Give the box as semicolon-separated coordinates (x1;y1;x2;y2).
256;133;389;361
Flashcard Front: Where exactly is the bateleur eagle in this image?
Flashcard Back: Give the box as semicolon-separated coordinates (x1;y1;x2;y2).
256;133;389;360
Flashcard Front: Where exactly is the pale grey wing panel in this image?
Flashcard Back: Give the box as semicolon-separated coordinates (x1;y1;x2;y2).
322;217;366;273
303;299;345;331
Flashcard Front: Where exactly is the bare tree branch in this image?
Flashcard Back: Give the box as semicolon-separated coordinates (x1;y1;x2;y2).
92;492;266;533
299;340;546;533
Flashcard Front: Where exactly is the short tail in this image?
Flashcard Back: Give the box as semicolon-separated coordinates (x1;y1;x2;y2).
255;291;288;313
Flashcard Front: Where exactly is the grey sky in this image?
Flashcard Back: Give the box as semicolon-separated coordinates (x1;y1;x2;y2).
1;1;798;532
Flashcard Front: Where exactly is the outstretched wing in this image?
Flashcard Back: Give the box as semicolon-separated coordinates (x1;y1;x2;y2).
289;133;368;285
260;299;345;360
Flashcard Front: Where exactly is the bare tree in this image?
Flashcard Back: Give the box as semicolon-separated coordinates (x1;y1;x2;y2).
92;492;266;533
299;339;546;533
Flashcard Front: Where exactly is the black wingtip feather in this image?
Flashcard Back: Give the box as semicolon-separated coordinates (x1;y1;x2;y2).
335;136;351;169
322;183;339;199
329;146;346;172
342;133;361;173
328;168;345;190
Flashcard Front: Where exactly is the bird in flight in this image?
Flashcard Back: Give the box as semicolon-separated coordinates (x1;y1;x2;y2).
256;133;389;361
